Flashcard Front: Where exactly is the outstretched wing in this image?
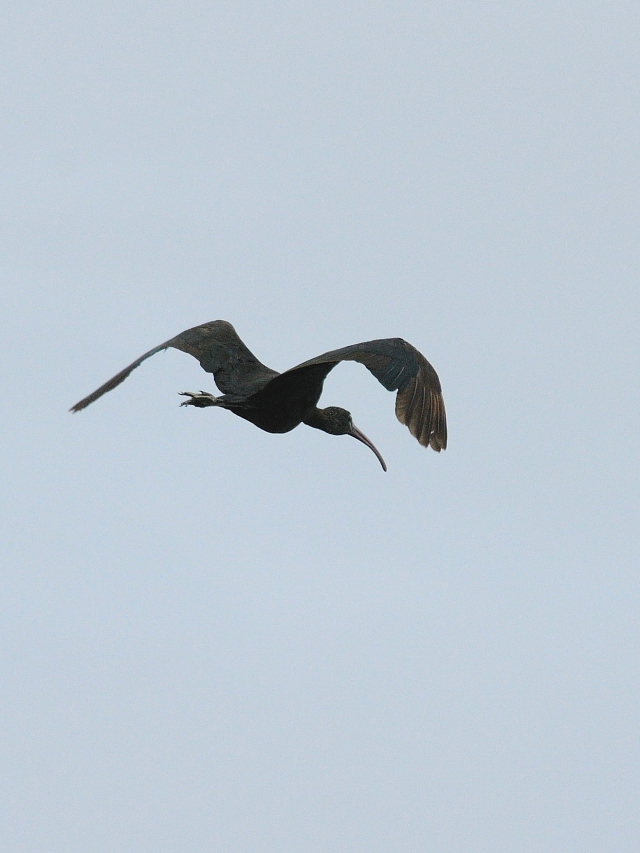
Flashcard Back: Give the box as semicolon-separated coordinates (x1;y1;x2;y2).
70;320;278;412
284;338;447;451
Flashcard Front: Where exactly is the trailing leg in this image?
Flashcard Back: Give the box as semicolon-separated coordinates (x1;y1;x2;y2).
179;391;219;408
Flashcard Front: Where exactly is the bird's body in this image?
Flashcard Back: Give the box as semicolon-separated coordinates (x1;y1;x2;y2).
71;320;447;470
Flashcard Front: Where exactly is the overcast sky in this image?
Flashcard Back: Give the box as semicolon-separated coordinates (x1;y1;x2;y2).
2;2;639;851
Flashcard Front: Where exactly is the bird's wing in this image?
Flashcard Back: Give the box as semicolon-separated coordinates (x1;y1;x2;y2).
70;320;278;412
282;338;447;451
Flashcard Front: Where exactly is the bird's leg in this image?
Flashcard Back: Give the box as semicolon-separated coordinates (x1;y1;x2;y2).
179;390;220;408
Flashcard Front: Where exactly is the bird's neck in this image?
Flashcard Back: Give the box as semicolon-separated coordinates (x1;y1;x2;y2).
302;407;330;433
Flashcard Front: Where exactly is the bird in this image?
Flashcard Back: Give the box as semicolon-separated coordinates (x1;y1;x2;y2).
70;320;447;471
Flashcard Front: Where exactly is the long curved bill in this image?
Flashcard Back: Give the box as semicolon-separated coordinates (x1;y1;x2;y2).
349;423;388;472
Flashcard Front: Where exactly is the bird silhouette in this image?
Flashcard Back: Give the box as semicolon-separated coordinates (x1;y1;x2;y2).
70;320;447;471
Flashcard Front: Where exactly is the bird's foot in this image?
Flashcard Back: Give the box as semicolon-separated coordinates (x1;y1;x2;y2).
179;391;219;408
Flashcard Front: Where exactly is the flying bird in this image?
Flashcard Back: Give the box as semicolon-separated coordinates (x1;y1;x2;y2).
70;320;447;471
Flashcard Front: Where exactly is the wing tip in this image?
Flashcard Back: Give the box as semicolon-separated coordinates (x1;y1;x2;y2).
428;431;447;452
396;382;447;453
68;342;172;414
69;377;123;412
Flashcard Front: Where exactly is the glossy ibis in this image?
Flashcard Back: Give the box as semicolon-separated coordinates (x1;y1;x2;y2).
70;320;447;470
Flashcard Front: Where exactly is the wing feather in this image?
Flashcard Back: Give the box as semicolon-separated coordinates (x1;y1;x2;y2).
70;320;278;412
286;337;447;452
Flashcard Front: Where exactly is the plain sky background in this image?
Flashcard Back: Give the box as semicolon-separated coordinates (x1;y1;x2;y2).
2;2;639;851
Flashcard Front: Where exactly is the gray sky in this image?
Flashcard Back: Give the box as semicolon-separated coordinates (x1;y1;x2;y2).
2;2;639;851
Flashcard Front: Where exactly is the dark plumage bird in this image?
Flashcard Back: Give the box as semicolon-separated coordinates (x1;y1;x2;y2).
71;320;447;471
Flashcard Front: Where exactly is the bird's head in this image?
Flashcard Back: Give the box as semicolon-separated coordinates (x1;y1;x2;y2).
306;406;388;471
317;406;355;435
